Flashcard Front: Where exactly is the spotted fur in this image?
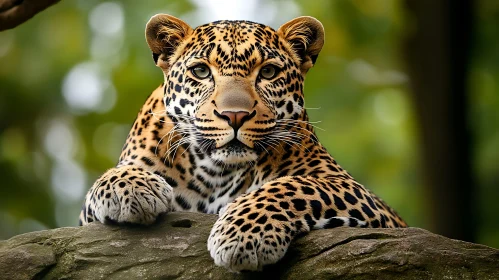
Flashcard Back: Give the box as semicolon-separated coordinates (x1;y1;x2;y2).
80;14;407;272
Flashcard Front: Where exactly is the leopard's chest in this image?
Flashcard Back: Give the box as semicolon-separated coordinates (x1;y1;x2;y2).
168;156;259;214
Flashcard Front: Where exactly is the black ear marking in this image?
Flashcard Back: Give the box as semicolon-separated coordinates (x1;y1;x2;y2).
311;54;319;65
152;53;160;64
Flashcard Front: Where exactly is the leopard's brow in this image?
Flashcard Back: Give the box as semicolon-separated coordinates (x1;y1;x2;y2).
183;55;208;65
255;43;279;59
186;55;206;60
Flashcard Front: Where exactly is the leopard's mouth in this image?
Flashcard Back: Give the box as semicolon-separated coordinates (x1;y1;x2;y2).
220;139;251;152
207;138;258;164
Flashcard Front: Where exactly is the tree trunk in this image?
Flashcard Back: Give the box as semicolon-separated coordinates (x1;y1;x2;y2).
403;0;476;241
1;212;497;280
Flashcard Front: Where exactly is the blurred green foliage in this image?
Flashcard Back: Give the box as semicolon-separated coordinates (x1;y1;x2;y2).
0;0;497;248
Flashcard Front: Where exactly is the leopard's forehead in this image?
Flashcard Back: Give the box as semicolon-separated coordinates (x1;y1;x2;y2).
191;20;281;50
180;20;290;76
196;20;276;38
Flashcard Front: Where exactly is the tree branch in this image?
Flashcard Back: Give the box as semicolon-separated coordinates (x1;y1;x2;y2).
0;212;498;279
0;0;60;31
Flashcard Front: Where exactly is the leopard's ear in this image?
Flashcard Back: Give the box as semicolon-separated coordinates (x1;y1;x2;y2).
145;14;193;69
277;16;325;73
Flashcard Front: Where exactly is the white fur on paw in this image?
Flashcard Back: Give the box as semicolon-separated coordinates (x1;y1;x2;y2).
207;213;289;272
90;168;172;225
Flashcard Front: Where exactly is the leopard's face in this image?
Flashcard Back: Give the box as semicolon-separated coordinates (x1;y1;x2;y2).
146;16;324;166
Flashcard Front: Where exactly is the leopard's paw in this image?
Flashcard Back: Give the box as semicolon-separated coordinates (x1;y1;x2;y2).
207;204;293;272
82;165;172;225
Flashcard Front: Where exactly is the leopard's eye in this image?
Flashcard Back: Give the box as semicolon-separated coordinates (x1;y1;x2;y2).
259;65;279;80
191;64;211;79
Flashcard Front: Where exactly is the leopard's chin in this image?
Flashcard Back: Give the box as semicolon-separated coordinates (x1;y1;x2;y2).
210;140;258;165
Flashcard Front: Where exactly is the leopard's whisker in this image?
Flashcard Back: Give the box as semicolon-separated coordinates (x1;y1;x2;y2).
273;123;316;136
274;121;320;135
156;124;182;157
269;134;311;153
272;125;319;143
276;119;325;131
260;139;280;153
166;137;191;163
303;107;321;110
255;142;270;156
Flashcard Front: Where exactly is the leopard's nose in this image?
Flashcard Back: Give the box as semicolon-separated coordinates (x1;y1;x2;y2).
215;110;254;131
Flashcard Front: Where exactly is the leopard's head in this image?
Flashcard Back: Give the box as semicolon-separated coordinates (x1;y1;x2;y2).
146;14;324;165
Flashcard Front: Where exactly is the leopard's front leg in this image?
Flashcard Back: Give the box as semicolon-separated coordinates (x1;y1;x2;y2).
208;176;401;272
79;165;173;225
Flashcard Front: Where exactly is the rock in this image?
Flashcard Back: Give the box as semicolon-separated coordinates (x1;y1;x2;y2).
0;212;498;279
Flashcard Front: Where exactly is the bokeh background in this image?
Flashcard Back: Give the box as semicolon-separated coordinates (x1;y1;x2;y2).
0;0;497;248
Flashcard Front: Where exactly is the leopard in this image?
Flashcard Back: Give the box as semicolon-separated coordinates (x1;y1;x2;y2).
79;14;407;272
